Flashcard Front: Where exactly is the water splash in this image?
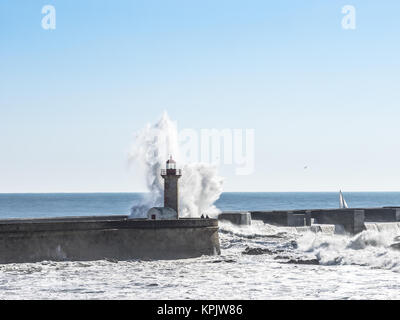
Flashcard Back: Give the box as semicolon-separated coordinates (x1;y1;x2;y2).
128;112;224;218
296;228;400;272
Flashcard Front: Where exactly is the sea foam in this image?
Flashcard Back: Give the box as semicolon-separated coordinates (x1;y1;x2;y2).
296;227;400;272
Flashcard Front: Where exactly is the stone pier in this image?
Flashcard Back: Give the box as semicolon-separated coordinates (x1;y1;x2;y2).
0;216;221;264
218;212;252;225
250;210;309;227
244;207;400;234
311;209;365;234
364;207;400;222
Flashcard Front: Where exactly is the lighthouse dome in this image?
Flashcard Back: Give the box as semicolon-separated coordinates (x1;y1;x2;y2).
166;158;176;164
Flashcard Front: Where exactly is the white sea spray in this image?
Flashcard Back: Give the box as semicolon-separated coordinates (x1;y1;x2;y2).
128;112;224;218
296;227;400;272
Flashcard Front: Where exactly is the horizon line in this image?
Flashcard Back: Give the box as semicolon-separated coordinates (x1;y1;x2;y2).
1;190;400;194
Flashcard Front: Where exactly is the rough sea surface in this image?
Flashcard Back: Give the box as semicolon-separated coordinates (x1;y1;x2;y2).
0;192;400;299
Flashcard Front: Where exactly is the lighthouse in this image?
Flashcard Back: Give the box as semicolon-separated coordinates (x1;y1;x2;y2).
161;156;181;217
146;156;182;220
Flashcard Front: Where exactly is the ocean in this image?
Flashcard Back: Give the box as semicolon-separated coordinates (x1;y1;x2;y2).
0;192;400;299
1;192;400;219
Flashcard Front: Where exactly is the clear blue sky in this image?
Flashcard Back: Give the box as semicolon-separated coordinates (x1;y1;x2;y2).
1;0;400;193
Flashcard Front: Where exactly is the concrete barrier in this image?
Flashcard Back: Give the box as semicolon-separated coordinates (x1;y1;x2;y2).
364;208;400;222
251;209;366;234
311;209;365;234
287;211;308;227
0;216;221;264
247;207;400;234
218;212;251;225
250;210;307;227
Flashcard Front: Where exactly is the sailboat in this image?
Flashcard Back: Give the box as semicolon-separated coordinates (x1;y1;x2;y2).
339;190;348;209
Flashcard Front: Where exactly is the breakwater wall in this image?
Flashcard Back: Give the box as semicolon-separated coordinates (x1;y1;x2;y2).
219;207;400;234
218;212;251;226
0;216;220;264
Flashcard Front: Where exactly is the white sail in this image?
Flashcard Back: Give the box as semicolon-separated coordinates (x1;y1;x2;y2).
339;190;348;209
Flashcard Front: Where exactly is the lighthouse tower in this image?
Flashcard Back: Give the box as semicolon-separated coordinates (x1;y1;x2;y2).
161;156;182;217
